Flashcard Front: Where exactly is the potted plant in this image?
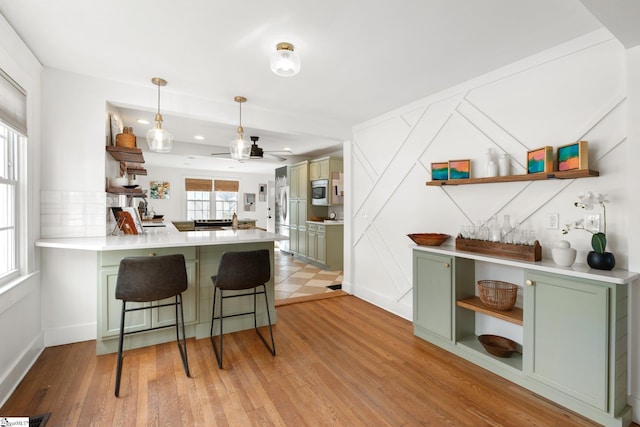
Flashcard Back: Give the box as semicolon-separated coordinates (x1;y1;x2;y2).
561;191;615;270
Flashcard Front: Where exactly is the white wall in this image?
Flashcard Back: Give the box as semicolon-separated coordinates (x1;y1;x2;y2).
348;28;640;420
0;15;43;406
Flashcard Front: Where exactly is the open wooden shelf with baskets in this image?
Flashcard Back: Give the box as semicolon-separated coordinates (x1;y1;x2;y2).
456;296;523;326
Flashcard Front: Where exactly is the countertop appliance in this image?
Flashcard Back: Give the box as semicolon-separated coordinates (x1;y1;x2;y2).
311;179;329;206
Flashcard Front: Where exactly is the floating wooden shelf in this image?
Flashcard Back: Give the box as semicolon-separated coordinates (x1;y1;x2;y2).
456;296;523;326
426;169;598;186
106;186;145;196
106;146;147;176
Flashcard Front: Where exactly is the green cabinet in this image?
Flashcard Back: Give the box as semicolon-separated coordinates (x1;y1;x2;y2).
412;247;635;427
305;222;343;270
413;251;453;340
524;271;610;412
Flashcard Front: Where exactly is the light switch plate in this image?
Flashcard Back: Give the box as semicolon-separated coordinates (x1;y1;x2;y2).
585;213;601;232
546;213;559;230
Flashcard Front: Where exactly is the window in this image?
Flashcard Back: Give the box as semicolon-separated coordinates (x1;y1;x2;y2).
186;191;210;220
185;178;212;220
0;68;26;285
0;123;22;282
214;191;238;219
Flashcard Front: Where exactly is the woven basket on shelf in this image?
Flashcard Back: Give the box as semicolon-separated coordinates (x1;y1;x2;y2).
477;280;518;311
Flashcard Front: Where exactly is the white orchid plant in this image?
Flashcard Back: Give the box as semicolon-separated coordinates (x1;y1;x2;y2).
561;191;609;254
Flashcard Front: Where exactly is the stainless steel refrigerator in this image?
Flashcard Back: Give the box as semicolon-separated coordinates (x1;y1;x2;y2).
275;166;290;252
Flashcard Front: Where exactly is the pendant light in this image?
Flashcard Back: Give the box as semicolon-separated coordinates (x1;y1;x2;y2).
230;96;250;160
270;42;301;77
146;77;173;153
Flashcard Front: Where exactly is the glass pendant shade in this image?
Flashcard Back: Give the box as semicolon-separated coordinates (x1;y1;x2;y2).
230;129;250;160
146;77;172;153
146;125;173;153
270;42;300;77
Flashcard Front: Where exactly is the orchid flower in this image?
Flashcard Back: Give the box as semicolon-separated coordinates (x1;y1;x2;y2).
562;191;609;254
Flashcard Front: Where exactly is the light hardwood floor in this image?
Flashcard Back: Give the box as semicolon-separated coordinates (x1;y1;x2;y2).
1;295;628;426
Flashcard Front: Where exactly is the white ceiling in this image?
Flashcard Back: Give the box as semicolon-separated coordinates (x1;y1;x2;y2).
0;0;610;173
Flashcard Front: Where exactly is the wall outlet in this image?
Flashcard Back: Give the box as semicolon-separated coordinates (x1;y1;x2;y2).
585;213;601;232
546;212;559;230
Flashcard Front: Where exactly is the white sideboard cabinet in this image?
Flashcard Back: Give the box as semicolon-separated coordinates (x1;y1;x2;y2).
412;246;638;427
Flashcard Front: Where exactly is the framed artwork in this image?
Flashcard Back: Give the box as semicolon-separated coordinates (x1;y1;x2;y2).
448;159;470;180
244;193;256;211
431;162;449;180
526;146;553;174
557;141;588;171
150;181;170;199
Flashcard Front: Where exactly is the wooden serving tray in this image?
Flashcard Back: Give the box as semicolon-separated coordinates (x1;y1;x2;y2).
455;237;541;262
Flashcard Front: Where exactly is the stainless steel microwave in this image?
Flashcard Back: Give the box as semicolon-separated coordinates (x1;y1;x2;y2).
311;179;329;205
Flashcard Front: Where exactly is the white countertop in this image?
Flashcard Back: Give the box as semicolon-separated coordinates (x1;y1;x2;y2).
413;243;639;285
36;227;287;251
306;220;344;225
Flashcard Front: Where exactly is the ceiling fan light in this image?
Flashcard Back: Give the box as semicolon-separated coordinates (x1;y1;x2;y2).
270;42;300;77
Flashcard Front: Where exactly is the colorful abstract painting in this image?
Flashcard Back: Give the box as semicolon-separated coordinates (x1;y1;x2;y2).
557;141;587;171
431;162;449;180
448;160;470;180
150;181;170;199
527;147;552;174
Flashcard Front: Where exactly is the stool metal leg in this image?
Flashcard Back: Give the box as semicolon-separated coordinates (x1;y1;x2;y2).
174;294;190;376
254;285;276;356
210;286;224;368
115;301;127;397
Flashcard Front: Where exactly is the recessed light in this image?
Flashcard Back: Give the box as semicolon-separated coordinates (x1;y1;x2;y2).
137;119;150;125
194;135;204;140
284;147;291;151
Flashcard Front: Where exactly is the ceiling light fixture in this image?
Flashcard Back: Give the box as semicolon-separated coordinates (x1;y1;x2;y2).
230;96;250;160
270;42;300;77
146;77;173;153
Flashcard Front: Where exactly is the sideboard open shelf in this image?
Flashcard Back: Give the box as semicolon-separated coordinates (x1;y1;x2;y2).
426;168;598;186
456;296;523;325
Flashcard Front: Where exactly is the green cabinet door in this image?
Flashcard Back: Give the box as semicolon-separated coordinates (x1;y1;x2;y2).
524;271;609;411
413;251;453;341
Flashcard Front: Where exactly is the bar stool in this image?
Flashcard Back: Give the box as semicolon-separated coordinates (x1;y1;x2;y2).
114;254;190;397
210;249;276;368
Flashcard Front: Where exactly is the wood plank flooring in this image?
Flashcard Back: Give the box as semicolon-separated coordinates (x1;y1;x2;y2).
1;295;627;426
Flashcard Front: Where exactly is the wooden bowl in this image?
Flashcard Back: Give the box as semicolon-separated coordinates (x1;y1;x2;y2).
478;335;518;358
407;233;450;246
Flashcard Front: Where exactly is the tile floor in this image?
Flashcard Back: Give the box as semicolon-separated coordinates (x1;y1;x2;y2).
274;248;343;300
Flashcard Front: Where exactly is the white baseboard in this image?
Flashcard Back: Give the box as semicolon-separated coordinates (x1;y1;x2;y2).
0;332;44;408
44;322;96;347
349;282;412;321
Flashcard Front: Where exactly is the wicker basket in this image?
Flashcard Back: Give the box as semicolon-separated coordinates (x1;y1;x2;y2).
477;280;518;311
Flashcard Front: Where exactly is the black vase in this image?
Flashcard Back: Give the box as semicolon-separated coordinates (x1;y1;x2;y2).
587;251;616;270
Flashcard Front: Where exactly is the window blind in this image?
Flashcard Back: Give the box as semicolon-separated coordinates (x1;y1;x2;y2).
0;68;27;135
214;179;239;192
185;178;212;192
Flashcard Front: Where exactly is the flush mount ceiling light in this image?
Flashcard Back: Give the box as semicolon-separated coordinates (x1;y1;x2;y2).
146;77;173;153
270;42;300;77
230;96;250;160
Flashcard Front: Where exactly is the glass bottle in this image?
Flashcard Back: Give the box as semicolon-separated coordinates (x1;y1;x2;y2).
489;216;501;242
484;148;493;177
500;214;513;243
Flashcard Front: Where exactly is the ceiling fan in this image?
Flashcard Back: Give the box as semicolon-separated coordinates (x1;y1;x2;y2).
211;136;290;162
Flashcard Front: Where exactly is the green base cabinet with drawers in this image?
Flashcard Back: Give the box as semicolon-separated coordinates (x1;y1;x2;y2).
412;246;637;427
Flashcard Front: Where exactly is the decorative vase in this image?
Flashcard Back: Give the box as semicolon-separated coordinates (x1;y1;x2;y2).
587;251;615;270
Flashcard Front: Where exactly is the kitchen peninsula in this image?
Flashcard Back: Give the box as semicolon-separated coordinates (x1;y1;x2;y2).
36;226;285;355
